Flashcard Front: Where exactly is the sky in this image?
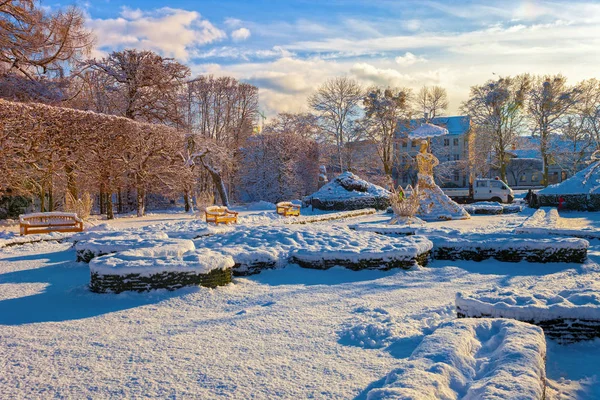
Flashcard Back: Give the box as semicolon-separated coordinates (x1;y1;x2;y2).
63;0;600;116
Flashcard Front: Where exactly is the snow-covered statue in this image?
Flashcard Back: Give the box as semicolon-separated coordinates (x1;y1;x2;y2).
408;123;470;221
416;140;439;181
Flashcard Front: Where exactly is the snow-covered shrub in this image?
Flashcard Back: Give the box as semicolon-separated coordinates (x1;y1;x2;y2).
390;185;421;222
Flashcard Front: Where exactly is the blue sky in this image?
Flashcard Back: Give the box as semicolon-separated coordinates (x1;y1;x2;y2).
63;0;600;115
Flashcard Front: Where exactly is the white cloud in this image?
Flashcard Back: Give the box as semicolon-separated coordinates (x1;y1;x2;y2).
87;7;226;61
224;17;242;28
231;27;251;42
395;52;427;66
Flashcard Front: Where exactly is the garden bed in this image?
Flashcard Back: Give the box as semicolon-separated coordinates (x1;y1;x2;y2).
457;288;600;343
431;236;588;263
75;234;192;262
89;248;234;293
348;224;417;236
516;208;600;239
289;236;432;270
196;225;431;275
463;202;523;215
285;208;377;224
366;318;547;399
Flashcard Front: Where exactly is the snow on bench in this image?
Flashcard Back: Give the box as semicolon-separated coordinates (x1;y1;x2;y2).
196;225;432;275
431;236;588;264
366;318;546;400
457;288;600;343
19;212;84;235
516;208;600;239
89;248;234;293
74;233;184;262
289;235;432;270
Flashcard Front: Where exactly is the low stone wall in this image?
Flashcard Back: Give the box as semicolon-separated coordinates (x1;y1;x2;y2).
432;237;588;264
305;196;390;211
232;261;277;276
90;267;232;293
537;193;600;211
457;309;600;344
290;250;430;271
77;249;107;263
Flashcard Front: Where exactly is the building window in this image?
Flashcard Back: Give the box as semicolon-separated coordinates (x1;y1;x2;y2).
412;140;417;147
453;138;459;146
520;175;527;182
453;171;459;181
402;141;407;148
443;139;449;146
453;154;460;161
531;173;539;182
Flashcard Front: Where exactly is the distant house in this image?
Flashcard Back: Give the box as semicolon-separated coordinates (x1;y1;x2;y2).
504;135;594;187
394;116;471;188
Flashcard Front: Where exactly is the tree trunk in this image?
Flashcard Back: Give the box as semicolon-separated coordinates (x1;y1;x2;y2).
106;193;114;220
118;189;123;214
65;165;78;200
542;154;549;187
136;189;145;217
99;189;105;215
184;189;191;212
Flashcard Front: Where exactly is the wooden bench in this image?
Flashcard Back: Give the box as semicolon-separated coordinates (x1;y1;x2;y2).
205;206;238;225
19;212;84;235
276;202;300;217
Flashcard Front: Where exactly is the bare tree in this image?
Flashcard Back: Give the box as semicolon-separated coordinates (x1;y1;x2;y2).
262;112;323;141
576;78;600;148
556;115;595;176
416;86;449;120
461;75;530;182
82;49;190;124
527;74;579;185
0;1;94;101
309;77;362;172
363;87;413;177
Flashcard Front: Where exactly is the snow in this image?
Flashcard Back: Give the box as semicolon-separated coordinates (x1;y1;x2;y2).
540;162;600;195
3;209;600;398
244;201;277;211
76;236;195;260
516;208;600;239
432;235;589;252
195;224;431;272
90;248;234;276
307;171;390;201
409;122;449;139
367;318;546;399
416;174;471;221
19;212;82;222
457;288;600;322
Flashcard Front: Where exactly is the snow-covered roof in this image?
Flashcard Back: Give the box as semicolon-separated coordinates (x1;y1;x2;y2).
308;171;390;200
539;162;600;195
396;115;470;138
409;123;449;139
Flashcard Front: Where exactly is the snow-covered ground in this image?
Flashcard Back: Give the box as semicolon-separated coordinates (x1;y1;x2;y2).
2;207;600;398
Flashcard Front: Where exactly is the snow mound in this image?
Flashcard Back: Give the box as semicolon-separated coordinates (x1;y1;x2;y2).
305;172;390;211
516;208;600;239
339;322;396;349
90;248;233;277
367;318;546;400
540;162;600;195
457;288;600;322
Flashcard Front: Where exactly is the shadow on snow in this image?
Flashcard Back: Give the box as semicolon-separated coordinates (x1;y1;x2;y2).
0;247;186;326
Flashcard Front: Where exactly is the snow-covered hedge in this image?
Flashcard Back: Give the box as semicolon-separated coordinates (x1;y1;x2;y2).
289;235;432;270
74;234;186;262
196;225;432;275
516;208;600;239
284;208;376;225
457;288;600;343
432;236;588;264
536;162;600;210
89;248;234;293
303;172;390;211
366;318;546;399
